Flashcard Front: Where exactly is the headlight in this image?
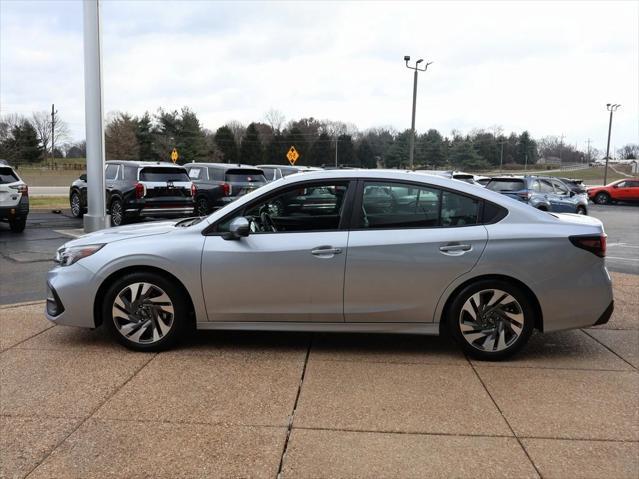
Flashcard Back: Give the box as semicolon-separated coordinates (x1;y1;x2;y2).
55;244;104;266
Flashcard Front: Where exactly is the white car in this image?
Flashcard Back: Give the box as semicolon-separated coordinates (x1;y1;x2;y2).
0;161;29;232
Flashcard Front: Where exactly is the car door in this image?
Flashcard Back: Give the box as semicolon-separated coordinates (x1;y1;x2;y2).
344;180;488;323
201;179;354;322
104;163;119;206
550;179;574;212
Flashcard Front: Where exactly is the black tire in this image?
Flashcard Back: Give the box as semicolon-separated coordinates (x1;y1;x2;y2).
9;217;26;233
102;272;188;352
594;192;610;205
447;279;535;361
576;205;587;215
195;196;210;216
70;191;83;218
110;198;125;226
537;206;548;212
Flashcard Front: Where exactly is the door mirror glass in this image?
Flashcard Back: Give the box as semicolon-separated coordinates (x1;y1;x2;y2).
223;217;250;240
79;173;87;182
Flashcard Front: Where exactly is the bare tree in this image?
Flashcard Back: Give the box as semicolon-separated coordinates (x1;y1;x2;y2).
225;120;245;144
31;110;70;159
264;109;285;134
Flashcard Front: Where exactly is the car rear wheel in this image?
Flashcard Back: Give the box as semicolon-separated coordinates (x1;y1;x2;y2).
70;192;83;218
9;217;26;233
447;280;534;360
196;196;210;216
103;272;187;352
594;192;610;205
110;198;124;226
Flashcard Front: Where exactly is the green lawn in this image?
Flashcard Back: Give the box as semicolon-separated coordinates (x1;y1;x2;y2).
29;196;70;210
543;166;630;184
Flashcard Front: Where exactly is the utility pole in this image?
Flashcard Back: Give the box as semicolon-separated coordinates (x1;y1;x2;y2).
559;133;565;165
404;55;432;169
499;141;504;172
51;104;57;163
334;136;338;167
604;103;621;185
586;138;591;164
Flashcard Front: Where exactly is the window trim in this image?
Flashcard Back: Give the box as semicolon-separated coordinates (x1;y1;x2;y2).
202;178;356;236
350;178;487;231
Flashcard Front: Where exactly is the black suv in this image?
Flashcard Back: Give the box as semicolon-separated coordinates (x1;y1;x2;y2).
69;161;195;226
184;163;266;215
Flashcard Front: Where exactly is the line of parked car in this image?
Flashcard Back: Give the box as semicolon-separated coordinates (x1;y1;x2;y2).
1;158;638;233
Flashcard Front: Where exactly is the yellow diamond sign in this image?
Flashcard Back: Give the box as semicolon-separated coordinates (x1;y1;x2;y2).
171;148;179;163
286;146;299;165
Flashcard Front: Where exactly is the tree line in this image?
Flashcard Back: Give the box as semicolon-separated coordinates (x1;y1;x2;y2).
1;108;637;170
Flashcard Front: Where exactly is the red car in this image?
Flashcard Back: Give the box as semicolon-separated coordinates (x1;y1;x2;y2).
587;178;639;204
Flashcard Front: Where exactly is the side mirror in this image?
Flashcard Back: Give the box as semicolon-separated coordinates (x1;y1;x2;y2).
80;174;87;181
222;217;250;240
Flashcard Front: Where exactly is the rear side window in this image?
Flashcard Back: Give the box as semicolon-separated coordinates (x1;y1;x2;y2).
482;201;508;223
105;164;119;181
486;179;525;192
208;168;225;181
188;168;207;180
441;190;480;226
225;169;266;183
139;167;190;182
0;167;19;184
123;166;138;181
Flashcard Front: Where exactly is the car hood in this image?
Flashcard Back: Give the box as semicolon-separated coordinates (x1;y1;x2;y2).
62;221;178;248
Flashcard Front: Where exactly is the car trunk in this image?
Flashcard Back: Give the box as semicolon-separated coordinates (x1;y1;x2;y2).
0;167;22;208
138;167;191;203
225;169;266;197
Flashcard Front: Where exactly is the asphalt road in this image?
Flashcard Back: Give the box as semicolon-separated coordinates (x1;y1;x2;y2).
0;204;637;305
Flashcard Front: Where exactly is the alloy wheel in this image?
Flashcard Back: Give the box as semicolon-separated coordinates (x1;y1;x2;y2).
71;194;81;217
196;198;209;216
111;201;123;226
112;282;175;344
458;289;525;352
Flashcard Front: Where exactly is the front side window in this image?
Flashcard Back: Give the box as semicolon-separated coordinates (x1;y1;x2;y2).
552;180;569;195
216;181;350;233
538;179;554;193
359;181;479;229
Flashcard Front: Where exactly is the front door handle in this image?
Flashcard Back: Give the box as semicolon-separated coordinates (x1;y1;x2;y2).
439;244;472;254
311;246;342;256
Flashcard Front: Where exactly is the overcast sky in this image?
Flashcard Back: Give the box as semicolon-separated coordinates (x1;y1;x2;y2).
1;0;637;153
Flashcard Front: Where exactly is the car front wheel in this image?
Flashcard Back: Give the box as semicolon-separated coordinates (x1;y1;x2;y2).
9;217;26;233
576;206;587;215
594;192;610;205
103;272;188;352
70;192;83;218
110;198;124;226
447;280;535;360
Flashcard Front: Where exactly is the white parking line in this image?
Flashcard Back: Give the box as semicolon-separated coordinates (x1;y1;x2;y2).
606;256;639;262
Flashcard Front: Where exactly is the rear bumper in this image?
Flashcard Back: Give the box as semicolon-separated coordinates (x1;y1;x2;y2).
593;300;614;326
124;199;194;218
0;196;29;219
133;207;195;217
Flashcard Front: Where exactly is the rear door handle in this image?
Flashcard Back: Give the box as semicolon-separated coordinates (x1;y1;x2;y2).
311;246;342;256
439;244;472;254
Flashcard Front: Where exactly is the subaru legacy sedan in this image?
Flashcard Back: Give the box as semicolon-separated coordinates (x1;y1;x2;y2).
46;170;613;360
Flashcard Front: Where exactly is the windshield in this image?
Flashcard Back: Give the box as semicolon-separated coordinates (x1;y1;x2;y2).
0;167;19;184
139;167;190;182
225;169;266;183
486;179;525;192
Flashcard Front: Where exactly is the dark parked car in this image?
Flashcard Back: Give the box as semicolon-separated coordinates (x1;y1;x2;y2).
486;175;588;214
184;163;266;215
69;161;195;226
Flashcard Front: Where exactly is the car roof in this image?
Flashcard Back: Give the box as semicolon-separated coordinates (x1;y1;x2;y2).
257;164;321;170
106;160;186;168
187;163;264;170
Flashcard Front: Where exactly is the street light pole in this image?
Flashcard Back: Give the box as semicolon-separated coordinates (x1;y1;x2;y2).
604;103;620;185
404;55;432;169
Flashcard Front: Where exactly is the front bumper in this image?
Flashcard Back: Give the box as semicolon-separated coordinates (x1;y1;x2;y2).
45;262;101;328
593;300;614;326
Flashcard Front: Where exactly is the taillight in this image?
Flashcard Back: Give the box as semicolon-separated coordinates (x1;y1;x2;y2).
569;234;606;258
10;184;28;196
191;184;197;197
517;191;532;201
221;182;231;196
134;182;145;199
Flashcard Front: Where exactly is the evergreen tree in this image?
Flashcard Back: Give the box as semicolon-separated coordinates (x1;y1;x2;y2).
285;127;307;165
178;107;208;164
264;133;288;164
384;130;411;168
517;131;538;165
417;129;446;167
336;134;355;166
308;132;333;166
8;120;43;163
239;123;263;165
214;126;238;163
136;112;154;160
355;138;375;168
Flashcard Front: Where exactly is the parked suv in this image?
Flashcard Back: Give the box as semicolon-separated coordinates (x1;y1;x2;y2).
69;161;195;226
587;178;639;205
184;163;266;215
486;175;588;214
0;161;29;232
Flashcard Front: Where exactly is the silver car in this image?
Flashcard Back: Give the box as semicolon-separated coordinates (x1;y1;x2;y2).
46;170;613;360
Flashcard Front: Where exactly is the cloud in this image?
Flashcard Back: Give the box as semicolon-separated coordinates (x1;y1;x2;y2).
1;0;637;152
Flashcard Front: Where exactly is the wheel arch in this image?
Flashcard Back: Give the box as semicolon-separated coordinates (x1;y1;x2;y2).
93;265;196;328
438;274;544;335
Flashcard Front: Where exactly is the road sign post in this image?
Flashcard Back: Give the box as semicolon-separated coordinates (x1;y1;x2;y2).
286;146;299;166
171;148;179;163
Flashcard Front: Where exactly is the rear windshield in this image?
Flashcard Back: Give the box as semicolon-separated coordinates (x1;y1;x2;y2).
225;169;266;183
486;179;525;192
0;167;19;184
139;167;190;182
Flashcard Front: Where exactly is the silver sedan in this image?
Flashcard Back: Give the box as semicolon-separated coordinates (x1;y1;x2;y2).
46;170;613;360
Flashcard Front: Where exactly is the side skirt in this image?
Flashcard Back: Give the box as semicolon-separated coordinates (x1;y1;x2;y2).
196;321;440;335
